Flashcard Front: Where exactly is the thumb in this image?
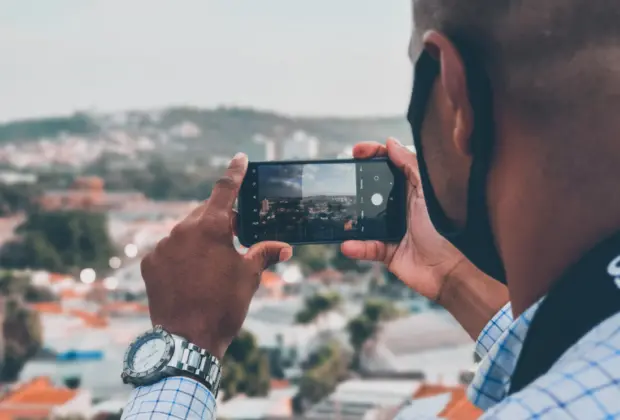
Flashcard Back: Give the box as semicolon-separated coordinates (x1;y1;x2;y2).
386;138;419;182
245;241;293;271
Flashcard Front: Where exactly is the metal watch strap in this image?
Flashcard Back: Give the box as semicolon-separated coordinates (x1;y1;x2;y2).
172;336;222;397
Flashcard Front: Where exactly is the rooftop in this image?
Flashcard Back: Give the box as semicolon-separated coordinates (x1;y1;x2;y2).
377;311;472;355
393;383;482;420
30;303;108;328
0;377;78;420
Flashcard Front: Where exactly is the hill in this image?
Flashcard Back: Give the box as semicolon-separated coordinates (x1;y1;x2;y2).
0;107;412;162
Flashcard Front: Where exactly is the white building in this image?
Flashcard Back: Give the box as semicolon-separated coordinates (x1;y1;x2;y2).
281;131;320;160
304;379;421;420
245;298;350;364
360;311;475;384
217;387;298;419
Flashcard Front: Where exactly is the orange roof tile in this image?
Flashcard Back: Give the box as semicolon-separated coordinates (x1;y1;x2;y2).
48;273;72;283
412;384;482;420
261;271;283;287
103;302;149;313
270;379;290;390
441;393;483;420
59;289;85;299
31;302;110;328
29;303;63;314
68;309;108;328
0;377;78;420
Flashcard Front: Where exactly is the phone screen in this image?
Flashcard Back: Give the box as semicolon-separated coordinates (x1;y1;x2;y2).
238;159;406;245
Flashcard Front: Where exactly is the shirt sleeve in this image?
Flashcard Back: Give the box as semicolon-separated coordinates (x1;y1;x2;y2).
121;377;216;420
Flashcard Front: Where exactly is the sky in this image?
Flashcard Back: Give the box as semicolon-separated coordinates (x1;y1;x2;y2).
302;163;356;196
0;0;413;122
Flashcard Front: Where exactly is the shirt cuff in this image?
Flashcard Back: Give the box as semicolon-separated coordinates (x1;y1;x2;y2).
474;302;514;359
122;377;216;420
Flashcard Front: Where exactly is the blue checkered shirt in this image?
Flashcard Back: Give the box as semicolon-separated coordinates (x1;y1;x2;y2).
122;301;620;419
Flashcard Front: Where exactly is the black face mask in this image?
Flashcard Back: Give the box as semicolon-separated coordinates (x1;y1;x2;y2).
407;48;506;283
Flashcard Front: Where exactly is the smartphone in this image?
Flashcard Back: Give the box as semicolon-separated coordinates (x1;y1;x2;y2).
237;158;407;247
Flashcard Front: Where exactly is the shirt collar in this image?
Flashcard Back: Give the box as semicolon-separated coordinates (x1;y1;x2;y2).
468;298;544;409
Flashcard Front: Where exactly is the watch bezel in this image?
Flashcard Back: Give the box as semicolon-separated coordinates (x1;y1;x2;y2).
122;325;175;386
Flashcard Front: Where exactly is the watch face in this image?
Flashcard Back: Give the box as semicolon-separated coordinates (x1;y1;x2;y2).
131;335;167;373
123;326;175;383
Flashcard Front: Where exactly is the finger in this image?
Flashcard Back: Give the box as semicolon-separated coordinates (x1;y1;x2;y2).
341;240;392;263
245;241;293;272
207;153;248;215
386;138;419;176
352;142;388;159
184;201;207;223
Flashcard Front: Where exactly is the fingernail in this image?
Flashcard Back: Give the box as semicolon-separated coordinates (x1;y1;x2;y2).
233;152;247;161
230;152;248;167
279;248;293;263
389;137;403;147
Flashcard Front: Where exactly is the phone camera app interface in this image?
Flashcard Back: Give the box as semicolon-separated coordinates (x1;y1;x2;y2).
255;161;397;243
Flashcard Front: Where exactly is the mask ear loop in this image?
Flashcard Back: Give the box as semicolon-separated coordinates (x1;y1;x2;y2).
407;45;506;282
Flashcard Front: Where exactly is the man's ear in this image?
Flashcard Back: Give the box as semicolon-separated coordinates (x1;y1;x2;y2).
423;31;474;156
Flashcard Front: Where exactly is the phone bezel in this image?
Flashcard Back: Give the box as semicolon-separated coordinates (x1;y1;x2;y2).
237;157;407;247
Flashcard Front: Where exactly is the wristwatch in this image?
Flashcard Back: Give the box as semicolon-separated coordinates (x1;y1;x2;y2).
121;325;222;397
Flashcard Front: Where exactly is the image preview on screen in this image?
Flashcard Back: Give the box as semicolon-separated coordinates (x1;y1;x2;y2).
255;161;395;243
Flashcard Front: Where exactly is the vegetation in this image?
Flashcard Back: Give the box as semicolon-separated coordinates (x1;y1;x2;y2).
293;341;350;413
295;292;342;324
0;113;96;143
330;248;372;274
0;272;44;381
0;271;58;303
0;183;41;216
293;245;331;275
63;376;81;389
347;299;402;371
220;330;271;401
292;244;371;277
0;210;116;274
82;155;218;201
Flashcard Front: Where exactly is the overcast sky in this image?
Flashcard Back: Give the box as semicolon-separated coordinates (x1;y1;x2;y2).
302;163;356;197
0;0;413;122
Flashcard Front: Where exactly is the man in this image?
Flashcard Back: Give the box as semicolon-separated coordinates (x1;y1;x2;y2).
121;1;620;418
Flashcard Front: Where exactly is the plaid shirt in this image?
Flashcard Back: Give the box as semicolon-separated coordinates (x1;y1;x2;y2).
122;301;620;419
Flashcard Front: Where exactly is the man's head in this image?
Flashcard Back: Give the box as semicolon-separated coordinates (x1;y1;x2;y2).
408;0;620;308
410;0;620;225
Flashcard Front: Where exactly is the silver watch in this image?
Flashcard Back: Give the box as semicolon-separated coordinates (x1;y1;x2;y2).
121;325;222;396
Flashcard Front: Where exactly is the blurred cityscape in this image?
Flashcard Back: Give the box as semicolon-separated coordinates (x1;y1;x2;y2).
0;108;479;419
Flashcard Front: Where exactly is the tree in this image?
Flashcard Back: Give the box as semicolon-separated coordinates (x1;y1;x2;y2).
330;248;372;274
294;341;350;413
0;210;116;273
347;299;401;371
295;292;342;324
0;297;43;381
0;183;41;216
293;245;331;275
64;376;81;389
220;330;271;400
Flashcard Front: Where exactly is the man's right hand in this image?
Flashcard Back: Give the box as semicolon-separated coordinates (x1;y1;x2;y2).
342;138;509;338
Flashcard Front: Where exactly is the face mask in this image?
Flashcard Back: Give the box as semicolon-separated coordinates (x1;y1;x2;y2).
406;49;507;283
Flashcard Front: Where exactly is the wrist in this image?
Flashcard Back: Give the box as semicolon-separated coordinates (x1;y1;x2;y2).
436;258;473;309
436;259;510;340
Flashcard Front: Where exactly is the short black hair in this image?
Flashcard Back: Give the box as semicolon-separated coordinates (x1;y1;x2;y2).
412;0;620;125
